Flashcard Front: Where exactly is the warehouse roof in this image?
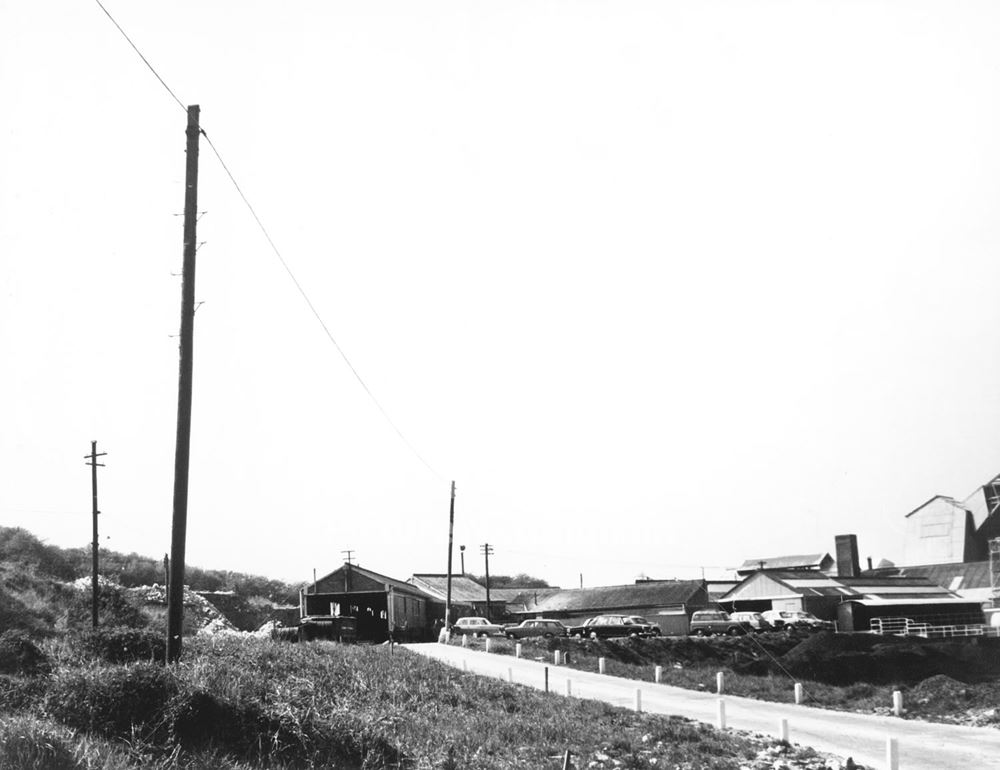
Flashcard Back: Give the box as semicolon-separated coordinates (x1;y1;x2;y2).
518;580;706;614
736;553;833;575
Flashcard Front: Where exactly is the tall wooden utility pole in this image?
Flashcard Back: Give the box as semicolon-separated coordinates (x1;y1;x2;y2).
445;481;456;631
341;550;354;592
166;104;201;664
480;542;494;621
84;441;106;628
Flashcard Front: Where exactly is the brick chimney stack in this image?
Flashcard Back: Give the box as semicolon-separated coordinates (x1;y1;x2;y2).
835;534;861;578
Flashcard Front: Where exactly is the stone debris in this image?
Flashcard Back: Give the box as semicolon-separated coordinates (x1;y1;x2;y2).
566;732;856;770
124;582;237;632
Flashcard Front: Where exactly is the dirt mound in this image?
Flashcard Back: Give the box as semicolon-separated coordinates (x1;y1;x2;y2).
548;633;801;669
778;633;1000;685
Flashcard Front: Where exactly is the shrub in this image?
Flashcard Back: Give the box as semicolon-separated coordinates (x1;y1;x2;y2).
166;689;315;763
0;528;76;581
74;627;165;664
0;675;47;713
0;630;49;676
0;591;50;637
0;715;80;770
65;584;145;630
45;662;176;738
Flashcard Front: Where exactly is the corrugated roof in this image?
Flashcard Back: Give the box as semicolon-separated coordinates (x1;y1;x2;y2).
491;588;562;612
525;580;705;614
746;570;831;582
849;597;983;607
737;554;831;573
314;564;433;598
722;570;956;602
408;574;487;603
864;561;991;590
839;576;944;589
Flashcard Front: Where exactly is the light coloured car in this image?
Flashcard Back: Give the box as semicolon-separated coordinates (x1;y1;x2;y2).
761;610;833;631
730;611;773;632
451;616;504;637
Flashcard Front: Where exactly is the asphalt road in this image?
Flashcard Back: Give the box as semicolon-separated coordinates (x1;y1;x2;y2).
406;641;1000;770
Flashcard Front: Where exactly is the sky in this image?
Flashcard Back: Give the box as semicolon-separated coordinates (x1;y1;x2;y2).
3;1;1000;590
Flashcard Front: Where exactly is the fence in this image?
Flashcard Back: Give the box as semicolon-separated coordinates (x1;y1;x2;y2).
869;615;998;638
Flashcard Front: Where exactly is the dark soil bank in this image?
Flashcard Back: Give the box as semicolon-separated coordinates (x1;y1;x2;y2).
544;632;1000;686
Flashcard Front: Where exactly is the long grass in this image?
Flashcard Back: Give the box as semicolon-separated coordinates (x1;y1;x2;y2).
0;634;830;769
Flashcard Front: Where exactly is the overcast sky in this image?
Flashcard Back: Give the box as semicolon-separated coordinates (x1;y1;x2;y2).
3;1;1000;589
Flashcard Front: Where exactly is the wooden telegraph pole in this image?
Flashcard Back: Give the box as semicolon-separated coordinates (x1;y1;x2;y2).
445;482;456;632
84;441;106;628
166;104;201;663
480;542;494;621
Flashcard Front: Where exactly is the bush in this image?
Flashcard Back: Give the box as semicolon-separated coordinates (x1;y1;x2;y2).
45;662;176;738
65;583;146;630
74;627;165;664
0;675;47;713
0;591;50;637
0;716;80;769
0;529;76;581
167;689;316;763
0;631;49;676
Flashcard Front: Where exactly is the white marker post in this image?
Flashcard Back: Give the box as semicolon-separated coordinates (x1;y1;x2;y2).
892;690;903;717
598;657;606;674
778;718;789;742
635;689;642;712
515;643;522;659
716;698;726;730
716;671;725;694
507;667;513;683
461;634;468;648
794;682;803;704
554;650;561;666
886;736;899;770
654;665;662;683
485;638;491;653
565;678;572;696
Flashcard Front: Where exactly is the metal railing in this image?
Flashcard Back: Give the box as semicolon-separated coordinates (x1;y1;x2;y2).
869;615;998;638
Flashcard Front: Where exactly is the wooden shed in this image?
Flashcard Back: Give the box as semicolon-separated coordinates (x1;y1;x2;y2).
300;563;433;642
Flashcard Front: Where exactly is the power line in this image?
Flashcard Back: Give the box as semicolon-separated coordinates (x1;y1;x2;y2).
92;2;444;483
199;133;444;481
93;0;186;113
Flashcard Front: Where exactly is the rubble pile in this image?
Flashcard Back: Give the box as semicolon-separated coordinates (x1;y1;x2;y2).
565;732;860;770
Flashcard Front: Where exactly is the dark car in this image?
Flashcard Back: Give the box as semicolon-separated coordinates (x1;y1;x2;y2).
625;615;662;636
567;614;661;639
688;610;745;636
503;619;568;639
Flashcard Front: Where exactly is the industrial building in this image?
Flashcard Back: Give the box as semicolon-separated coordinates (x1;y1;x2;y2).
511;580;710;635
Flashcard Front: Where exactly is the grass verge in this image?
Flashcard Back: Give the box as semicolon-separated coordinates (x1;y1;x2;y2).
0;634;832;769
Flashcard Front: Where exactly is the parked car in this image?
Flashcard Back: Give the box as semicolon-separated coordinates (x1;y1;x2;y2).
567;614;660;639
761;610;834;632
730;611;773;632
688;610;745;636
503;619;568;639
451;617;504;637
624;616;662;636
